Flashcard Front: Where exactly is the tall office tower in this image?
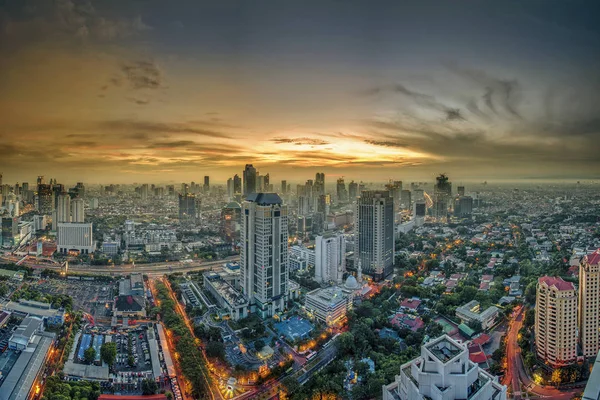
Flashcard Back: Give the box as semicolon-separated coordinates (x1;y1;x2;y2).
579;250;600;358
75;182;85;198
52;183;64;208
257;175;265;192
71;198;85;223
298;195;310;216
227;178;234;199
233;174;242;195
243;164;257;197
355;191;395;281
22;182;28;192
382;335;507;400
317;194;331;215
385;180;402;211
37;182;53;215
348;181;358;200
1;217;19;248
181;183;189;195
281;180;287;194
178;193;198;221
240;193;289;318
336;178;348;203
456;196;473;218
400;190;411;210
433;174;452;219
457;185;465;197
315;172;325;196
203;176;210;192
37;176;44;186
56;193;71;223
264;174;270;192
315;233;345;284
221;201;242;243
536;276;578;367
140;184;149;201
166;185;175;196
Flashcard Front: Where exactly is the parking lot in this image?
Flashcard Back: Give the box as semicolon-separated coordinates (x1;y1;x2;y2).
114;329;153;373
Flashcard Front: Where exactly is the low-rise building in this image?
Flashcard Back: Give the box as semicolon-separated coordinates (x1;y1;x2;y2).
382;335;506;400
203;272;248;321
113;295;146;318
2;299;65;325
305;286;352;326
455;300;499;330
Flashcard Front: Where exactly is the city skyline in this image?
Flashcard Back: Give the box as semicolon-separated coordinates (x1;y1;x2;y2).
1;1;599;183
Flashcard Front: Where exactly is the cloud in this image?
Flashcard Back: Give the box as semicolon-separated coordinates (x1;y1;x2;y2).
363;140;410;148
127;97;150;105
270;137;330;145
121;60;163;90
99;119;232;138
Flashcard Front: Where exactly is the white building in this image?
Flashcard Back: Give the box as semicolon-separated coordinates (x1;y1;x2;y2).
290;245;315;267
71;198;85;223
305;286;352;326
57;222;95;254
382;335;506;400
241;193;289;318
315;234;345;284
455;301;499;330
56;192;70;223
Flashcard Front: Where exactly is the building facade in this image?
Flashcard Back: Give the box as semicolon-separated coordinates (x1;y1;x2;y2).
536;276;578;367
57;222;95;254
579;250;600;358
315;234;345;284
305;286;351;327
355;190;395;281
241;193;289;318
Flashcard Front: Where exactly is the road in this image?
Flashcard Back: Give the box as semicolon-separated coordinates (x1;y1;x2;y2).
0;255;239;275
503;306;578;400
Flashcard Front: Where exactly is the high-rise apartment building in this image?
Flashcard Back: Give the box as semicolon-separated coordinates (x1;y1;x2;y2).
71;198;85;223
355;190;394;281
400;190;411;210
579;250;600;358
281;180;287;194
315;234;345;284
36;183;53;215
203;176;210;192
383;335;506;400
178;193;198;221
227;178;234;199
240;193;289;318
315;172;325;196
348;181;358;201
243;164;257;197
233;174;242;195
221;202;241;243
433;174;452;219
535;276;577;367
56;192;71;223
336;178;347;203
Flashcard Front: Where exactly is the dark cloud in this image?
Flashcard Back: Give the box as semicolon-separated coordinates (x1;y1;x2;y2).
128;97;150;105
99;119;232;139
445;108;465;121
121;60;163;90
270;137;330;145
364;140;409;148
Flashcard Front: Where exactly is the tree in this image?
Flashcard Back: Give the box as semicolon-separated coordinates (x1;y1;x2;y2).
100;342;117;366
467;320;483;333
254;339;265;352
206;341;226;359
84;346;96;364
128;354;135;367
141;378;158;395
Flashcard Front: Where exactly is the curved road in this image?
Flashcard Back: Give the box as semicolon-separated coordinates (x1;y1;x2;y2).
503;306;578;399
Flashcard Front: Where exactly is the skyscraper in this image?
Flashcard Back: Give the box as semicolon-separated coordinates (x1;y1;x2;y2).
71;198;85;223
203;176;210;192
579;250;600;358
241;193;289;318
400;190;411;210
281;180;287;194
37;181;53;215
385;180;402;211
233;174;242;195
221;202;242;243
336;178;347;203
315;233;345;284
56;192;71;223
178;193;198;221
243;164;257;197
433;174;452;219
348;180;358;201
536;276;577;367
227;178;234;199
456;196;473;218
355;190;395;281
457;186;466;197
315;172;325;196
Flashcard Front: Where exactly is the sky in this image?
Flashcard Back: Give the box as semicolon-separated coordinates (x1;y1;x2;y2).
1;0;599;184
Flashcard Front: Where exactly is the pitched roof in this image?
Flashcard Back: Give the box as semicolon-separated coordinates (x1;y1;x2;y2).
538;276;574;291
585;249;600;266
114;295;145;311
245;193;282;205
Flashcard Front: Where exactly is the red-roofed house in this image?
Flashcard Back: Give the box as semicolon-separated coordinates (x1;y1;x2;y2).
390;313;424;332
538;276;575;291
400;298;421;312
472;333;491;346
585;249;600;266
468;343;489;367
481;275;494;283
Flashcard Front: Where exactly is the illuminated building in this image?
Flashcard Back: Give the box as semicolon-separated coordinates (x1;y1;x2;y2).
385;180;402;211
315;233;345;284
535;276;577;367
178;193;199;221
57;222;95;254
579;249;600;358
56;192;71;223
36;183;53;215
1;217;19;248
305;286;351;327
241;193;289;318
221;201;241;243
383;335;506;400
355;190;394;281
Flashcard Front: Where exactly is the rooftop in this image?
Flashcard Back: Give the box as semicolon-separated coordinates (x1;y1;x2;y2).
425;335;463;363
538;276;575;291
585;249;600;266
245;192;283;205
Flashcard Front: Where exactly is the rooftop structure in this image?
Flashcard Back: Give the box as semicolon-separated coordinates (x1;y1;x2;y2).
203;272;248;321
382;335;506;400
305;286;352;326
455;301;499;330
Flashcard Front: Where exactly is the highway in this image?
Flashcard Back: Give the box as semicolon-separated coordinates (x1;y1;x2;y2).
0;255;240;276
503;306;578;400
